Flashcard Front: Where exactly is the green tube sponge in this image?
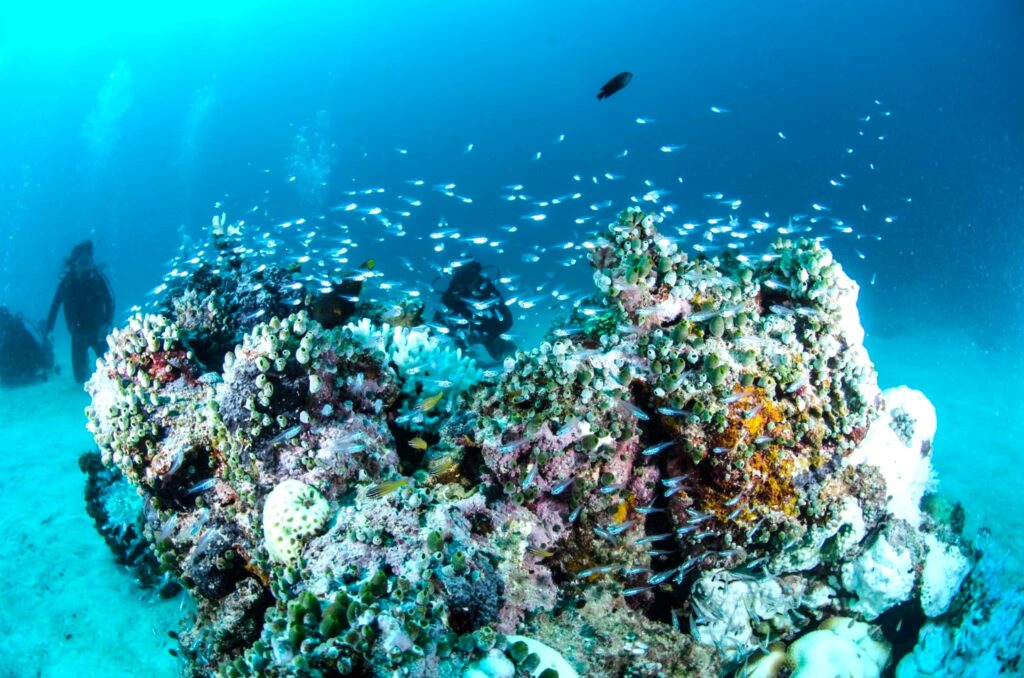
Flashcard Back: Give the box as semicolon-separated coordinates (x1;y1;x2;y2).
504;635;579;678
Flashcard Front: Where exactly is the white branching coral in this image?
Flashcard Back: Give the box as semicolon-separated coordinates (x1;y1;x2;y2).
346;319;482;430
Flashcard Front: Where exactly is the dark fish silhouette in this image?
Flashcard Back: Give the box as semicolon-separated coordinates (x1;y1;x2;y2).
597;72;633;100
310;259;374;329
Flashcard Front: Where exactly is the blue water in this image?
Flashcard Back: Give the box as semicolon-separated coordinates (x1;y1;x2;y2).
3;0;1022;340
1;0;1022;674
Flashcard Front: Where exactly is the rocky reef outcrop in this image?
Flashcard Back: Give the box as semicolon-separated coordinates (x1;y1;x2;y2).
84;208;1014;677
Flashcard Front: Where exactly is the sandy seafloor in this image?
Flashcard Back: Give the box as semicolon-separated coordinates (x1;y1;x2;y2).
0;327;1020;677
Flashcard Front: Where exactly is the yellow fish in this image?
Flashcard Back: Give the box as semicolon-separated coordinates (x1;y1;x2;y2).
427;454;458;478
367;478;409;499
409;437;428;451
416;391;445;413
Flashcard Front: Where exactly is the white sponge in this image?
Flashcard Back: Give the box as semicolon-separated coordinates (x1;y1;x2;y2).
847;387;936;527
262;479;330;565
789;617;891;678
841;532;916;620
920;533;970;617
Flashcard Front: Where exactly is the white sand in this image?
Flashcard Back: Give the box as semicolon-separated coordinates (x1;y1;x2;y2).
0;375;180;677
0;328;1018;675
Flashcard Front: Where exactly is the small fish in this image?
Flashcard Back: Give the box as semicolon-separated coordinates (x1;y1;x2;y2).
427;454;458;478
763;279;791;291
786;374;809;394
795;306;825;319
600;483;624;495
646;548;675;557
605;520;636;536
648;567;680;585
664;485;690;498
576;564;619;578
636;504;665;515
367;478;410;499
641;441;674;457
186;478;216;495
568;505;584;523
395;410;424;425
192;527;220;557
522;464;538;489
269;424;302;446
724;493;744;507
527;546;555;558
770;304;795;316
636;532;673;545
416;391;445;412
620;401;650;420
597;71;633;100
408;437;428;451
551;476;575;495
625;566;654;577
657;406;689;417
556;417;580;436
688;308;720;322
623;585;653;597
158;514;178;542
499;438;528;454
163;446;186;479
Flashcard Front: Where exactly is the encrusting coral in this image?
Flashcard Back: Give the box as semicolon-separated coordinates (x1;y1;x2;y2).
82;208;1005;676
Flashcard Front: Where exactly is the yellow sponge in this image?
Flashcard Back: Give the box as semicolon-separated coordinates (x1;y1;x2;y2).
262;479;330;565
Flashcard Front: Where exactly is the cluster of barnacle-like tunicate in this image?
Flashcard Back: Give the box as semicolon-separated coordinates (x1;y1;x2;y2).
218;479;569;676
214;311;401;479
86;313;216;490
161;248;303;371
346;318;482;431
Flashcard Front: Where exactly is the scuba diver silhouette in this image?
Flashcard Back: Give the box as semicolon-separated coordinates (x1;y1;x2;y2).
46;240;115;383
0;306;54;385
434;260;516;360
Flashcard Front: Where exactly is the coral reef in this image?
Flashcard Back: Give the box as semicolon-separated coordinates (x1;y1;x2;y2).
83;208;1006;676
